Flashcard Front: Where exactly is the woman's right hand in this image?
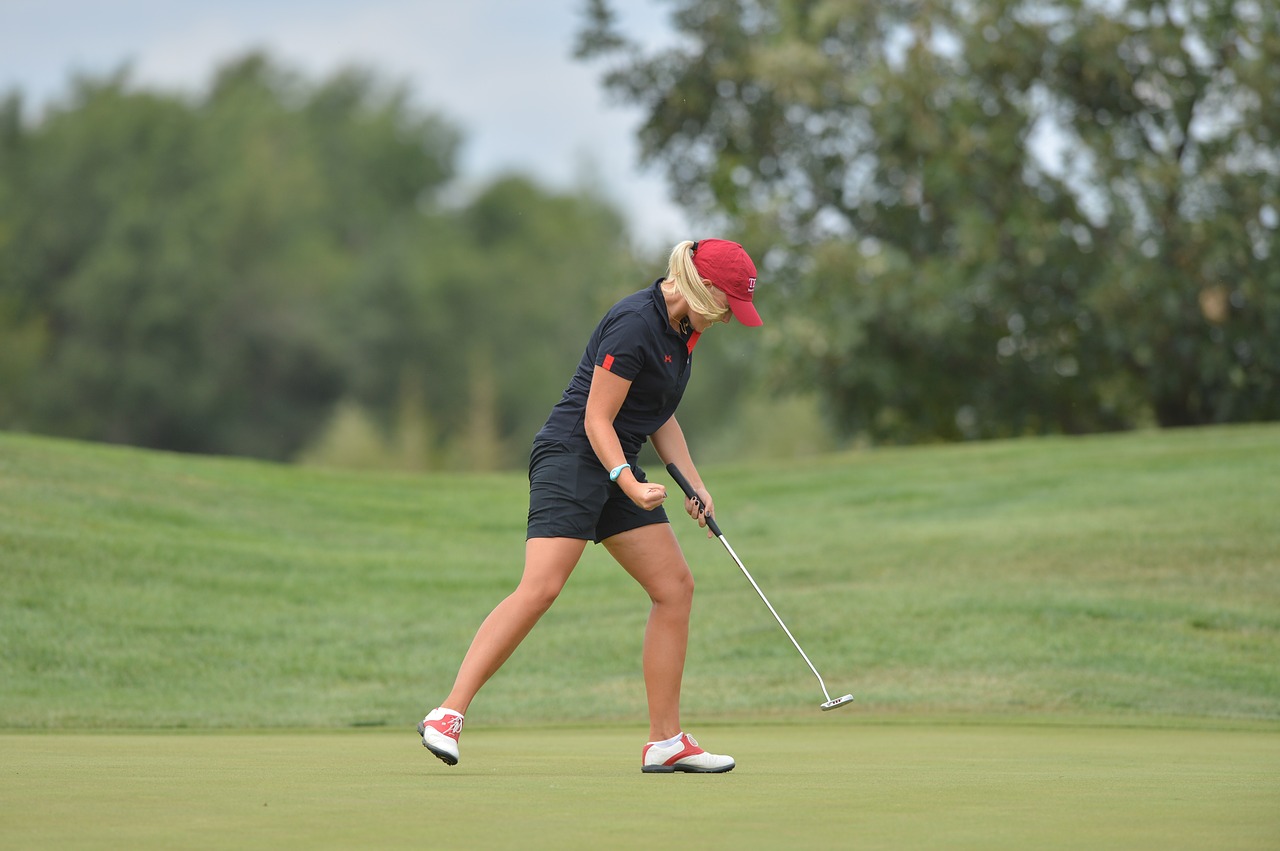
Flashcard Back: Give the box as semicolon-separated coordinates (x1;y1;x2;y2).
624;478;669;511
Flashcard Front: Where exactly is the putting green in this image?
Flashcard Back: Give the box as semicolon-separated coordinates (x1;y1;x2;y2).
2;722;1276;849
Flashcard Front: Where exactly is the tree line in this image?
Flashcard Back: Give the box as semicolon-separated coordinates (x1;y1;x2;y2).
0;54;758;469
2;0;1277;470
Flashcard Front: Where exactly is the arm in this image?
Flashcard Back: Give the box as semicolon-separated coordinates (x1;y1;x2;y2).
584;366;668;511
650;415;715;534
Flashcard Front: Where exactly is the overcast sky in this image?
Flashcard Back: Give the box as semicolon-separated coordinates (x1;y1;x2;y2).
0;0;692;250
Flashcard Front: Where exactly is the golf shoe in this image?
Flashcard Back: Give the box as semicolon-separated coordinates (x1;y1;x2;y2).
418;707;464;766
641;732;735;774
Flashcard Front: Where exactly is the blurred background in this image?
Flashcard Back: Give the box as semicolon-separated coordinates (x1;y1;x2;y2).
1;0;1276;472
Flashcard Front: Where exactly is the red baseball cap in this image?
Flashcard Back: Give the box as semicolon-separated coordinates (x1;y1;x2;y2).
692;239;762;326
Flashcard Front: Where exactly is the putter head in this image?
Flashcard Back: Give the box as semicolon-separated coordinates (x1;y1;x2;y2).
820;694;855;711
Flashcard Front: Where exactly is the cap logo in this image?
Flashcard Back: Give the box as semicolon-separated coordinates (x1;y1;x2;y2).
747;277;756;295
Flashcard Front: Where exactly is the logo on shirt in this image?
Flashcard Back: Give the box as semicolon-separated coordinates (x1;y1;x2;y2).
602;354;615;371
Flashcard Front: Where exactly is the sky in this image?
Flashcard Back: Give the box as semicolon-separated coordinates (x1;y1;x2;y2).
0;0;692;249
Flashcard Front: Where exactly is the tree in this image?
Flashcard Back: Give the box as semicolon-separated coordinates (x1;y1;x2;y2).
0;54;462;458
334;173;647;470
578;0;1279;441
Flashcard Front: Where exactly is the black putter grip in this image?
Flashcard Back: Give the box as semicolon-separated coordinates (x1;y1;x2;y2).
665;463;723;537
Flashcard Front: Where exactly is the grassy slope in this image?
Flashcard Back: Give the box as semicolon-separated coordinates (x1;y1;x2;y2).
1;425;1277;729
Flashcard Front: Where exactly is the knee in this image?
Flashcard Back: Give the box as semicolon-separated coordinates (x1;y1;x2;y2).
653;567;694;608
514;578;563;614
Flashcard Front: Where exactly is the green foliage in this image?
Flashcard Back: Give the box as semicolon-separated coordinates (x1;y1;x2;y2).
335;174;642;469
579;0;1280;442
295;399;405;470
8;9;1275;465
1;426;1276;729
0;54;461;458
0;54;716;467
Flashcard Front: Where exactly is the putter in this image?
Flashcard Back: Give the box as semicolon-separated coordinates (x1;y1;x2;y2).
666;464;855;712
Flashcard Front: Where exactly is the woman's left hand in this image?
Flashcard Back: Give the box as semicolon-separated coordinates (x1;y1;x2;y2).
686;487;715;536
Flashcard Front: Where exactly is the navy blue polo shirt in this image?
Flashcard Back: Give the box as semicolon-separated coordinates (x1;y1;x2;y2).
535;280;699;458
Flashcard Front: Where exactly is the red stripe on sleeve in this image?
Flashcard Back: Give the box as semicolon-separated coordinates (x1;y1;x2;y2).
602;354;615;371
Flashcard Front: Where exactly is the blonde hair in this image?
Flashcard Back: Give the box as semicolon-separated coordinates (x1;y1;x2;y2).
663;240;732;323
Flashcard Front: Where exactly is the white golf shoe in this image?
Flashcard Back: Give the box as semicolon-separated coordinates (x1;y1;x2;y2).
641;732;735;774
418;707;464;766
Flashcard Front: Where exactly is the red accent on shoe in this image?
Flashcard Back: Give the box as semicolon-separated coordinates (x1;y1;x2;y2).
423;713;464;740
649;733;705;767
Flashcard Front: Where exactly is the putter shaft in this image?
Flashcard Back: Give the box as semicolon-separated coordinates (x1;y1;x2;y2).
714;533;837;703
666;463;852;708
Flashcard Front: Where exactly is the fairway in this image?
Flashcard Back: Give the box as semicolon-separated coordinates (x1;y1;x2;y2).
3;722;1277;850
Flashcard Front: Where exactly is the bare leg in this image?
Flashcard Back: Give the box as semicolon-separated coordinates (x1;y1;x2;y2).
603;524;695;741
441;537;586;715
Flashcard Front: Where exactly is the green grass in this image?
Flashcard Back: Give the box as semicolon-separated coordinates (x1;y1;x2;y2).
3;724;1277;850
2;426;1279;848
2;425;1277;728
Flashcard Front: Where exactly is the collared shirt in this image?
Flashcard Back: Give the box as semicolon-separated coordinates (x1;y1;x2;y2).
534;280;699;458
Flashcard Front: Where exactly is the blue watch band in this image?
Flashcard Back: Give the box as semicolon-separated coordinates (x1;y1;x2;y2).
609;463;631;482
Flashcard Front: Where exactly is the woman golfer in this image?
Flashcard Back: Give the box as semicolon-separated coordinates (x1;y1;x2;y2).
419;238;761;774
